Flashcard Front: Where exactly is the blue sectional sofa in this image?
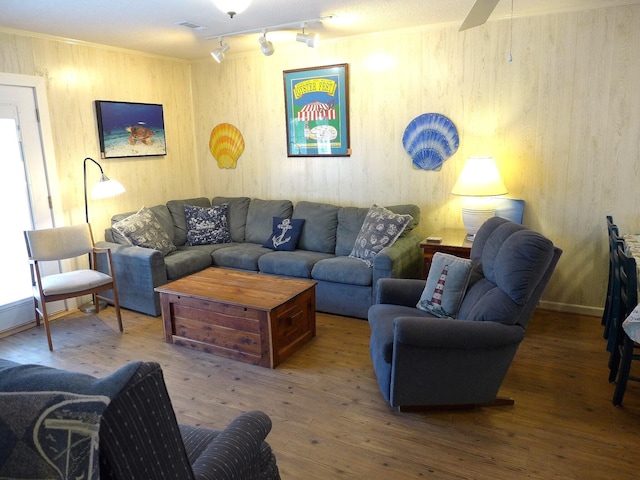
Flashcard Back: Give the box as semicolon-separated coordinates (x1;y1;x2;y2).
97;197;422;319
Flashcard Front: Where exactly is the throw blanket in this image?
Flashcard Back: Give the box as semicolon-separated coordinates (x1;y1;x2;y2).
0;360;141;480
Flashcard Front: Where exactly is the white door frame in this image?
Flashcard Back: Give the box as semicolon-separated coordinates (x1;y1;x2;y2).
0;73;68;333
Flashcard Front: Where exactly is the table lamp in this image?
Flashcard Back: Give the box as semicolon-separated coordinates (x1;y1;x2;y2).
451;156;508;241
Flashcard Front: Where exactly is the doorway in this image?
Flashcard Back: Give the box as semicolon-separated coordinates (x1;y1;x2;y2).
0;78;61;333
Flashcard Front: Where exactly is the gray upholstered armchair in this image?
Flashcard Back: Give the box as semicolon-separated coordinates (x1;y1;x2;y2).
367;217;562;409
0;359;280;480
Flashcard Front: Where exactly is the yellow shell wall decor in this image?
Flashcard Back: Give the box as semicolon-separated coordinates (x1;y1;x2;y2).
209;123;245;169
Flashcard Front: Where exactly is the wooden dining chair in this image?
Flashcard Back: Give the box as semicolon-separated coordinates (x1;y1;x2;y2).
612;243;640;406
24;223;123;351
602;215;619;334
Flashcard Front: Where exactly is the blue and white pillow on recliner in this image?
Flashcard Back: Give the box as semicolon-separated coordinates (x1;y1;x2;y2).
417;252;473;318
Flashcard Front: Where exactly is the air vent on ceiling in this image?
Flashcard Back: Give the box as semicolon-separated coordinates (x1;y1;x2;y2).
177;21;206;30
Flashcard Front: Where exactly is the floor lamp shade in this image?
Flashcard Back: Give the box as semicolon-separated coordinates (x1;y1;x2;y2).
83;157;125;223
451;156;508;239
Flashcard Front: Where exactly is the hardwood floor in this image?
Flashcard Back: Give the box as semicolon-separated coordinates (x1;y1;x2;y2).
1;307;639;479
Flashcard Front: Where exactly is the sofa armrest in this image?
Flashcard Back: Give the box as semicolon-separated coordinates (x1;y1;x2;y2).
394;317;525;350
95;241;168;316
184;411;278;480
375;278;426;307
373;231;422;279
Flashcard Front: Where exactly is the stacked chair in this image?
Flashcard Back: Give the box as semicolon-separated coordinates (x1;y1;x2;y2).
604;215;640;406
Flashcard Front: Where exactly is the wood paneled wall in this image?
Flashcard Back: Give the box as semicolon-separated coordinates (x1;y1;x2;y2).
2;4;640;314
190;5;640;314
0;32;197;236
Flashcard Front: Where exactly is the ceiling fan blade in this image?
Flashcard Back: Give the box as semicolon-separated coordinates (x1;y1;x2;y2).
459;0;501;31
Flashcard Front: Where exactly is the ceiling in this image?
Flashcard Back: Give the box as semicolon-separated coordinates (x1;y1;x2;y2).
1;0;637;60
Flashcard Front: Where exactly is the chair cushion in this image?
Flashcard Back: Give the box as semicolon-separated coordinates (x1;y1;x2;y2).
416;252;472;318
40;269;114;295
112;206;177;256
184;204;232;246
349;205;413;267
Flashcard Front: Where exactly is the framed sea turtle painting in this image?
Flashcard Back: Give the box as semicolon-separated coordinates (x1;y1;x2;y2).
283;64;351;157
95;100;167;159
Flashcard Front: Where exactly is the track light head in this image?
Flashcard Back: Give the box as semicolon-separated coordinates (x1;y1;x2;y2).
258;32;274;56
211;40;230;63
296;23;319;48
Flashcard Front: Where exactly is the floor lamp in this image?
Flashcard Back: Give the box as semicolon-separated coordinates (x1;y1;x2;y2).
82;157;125;312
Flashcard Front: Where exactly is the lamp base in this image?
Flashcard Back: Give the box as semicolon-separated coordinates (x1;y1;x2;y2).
461;197;497;240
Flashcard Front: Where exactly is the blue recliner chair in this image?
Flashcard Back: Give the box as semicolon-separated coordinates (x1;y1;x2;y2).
367;217;562;410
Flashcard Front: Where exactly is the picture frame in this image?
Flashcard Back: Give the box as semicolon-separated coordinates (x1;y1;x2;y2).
283;64;350;157
95;100;166;159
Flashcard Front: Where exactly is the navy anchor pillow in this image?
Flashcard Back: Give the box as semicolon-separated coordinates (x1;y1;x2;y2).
263;217;305;251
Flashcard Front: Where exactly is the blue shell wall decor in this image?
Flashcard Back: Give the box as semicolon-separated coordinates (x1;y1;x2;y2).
402;113;459;171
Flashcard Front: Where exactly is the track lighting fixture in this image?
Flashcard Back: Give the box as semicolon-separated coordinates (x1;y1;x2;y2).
296;23;319;48
258;31;274;56
206;15;332;63
211;39;230;63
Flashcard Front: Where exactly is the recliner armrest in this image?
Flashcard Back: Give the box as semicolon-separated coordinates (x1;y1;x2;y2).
375;278;426;307
184;411;276;480
394;317;525;349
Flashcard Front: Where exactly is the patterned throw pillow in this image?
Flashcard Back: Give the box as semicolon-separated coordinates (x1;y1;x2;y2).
349;204;413;267
417;252;473;318
112;206;176;256
184;204;232;246
263;217;305;251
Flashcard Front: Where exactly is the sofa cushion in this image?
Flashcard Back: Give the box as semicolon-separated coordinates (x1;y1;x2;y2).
212;196;251;243
112;206;177;256
164;249;214;280
184;204;232;246
292;201;339;254
311;256;373;286
416;252;472;318
349;205;413;267
336;206;369;256
259;250;333;278
262;217;304;251
245;199;293;244
167;197;211;246
212;243;272;271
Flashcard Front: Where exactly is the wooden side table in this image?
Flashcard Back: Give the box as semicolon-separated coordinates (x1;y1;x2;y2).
420;228;472;279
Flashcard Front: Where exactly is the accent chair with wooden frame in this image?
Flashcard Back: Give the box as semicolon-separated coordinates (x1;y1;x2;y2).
24;223;123;350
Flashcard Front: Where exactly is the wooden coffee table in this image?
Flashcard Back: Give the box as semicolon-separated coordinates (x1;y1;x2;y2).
155;268;316;368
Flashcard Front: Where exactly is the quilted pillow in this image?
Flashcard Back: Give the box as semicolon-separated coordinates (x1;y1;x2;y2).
184;204;231;246
348;204;413;267
112;206;176;256
417;252;473;318
263;217;305;251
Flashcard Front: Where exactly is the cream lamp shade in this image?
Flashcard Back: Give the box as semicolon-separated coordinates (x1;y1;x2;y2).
451;156;508;240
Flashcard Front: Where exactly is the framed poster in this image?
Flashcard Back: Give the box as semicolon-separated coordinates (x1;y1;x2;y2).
95;100;166;158
283;64;350;157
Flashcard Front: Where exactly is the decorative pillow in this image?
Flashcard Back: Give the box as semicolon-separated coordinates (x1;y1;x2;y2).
417;252;473;318
348;204;413;267
184;204;231;246
112;206;176;256
262;217;305;251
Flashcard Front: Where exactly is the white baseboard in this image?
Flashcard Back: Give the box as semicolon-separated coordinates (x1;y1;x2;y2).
538;300;602;318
